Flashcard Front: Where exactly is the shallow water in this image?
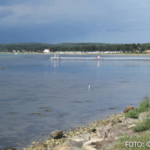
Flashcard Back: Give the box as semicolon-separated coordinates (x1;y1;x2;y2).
0;54;150;149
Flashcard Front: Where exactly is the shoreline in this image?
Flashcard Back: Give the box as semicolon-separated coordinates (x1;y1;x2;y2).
24;103;147;150
1;52;150;56
24;112;125;150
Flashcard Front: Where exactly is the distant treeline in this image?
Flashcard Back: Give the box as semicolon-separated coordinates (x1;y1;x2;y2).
0;42;150;52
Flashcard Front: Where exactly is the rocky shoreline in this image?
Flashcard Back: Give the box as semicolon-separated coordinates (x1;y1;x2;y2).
22;105;142;150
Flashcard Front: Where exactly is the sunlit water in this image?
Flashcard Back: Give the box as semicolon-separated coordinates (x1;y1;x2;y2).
0;54;150;149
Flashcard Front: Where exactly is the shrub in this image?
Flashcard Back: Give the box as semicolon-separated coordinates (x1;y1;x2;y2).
125;109;139;118
125;95;150;118
133;117;150;132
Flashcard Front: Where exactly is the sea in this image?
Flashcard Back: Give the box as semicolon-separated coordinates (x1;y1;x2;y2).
0;53;150;149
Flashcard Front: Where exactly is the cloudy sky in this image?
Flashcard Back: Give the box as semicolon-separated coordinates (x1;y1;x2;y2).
0;0;150;44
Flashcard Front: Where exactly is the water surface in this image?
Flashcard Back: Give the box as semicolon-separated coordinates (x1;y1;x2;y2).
0;54;150;149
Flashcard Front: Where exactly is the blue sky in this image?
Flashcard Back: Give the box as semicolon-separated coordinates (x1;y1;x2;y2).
0;0;150;44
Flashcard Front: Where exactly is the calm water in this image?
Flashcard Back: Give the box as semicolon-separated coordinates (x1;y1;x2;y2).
1;54;150;149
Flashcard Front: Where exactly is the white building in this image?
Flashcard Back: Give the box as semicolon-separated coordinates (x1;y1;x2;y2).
43;49;50;53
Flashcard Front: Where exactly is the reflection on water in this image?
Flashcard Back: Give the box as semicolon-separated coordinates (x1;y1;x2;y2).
1;54;150;149
51;60;59;68
97;61;100;67
52;60;101;68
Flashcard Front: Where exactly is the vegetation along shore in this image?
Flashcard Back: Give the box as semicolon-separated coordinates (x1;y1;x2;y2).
21;96;150;150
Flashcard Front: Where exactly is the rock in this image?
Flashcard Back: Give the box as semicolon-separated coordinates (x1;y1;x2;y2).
35;142;47;150
1;68;3;70
90;133;100;140
54;139;84;150
123;106;134;113
111;118;122;124
66;139;84;148
109;107;117;109
27;146;34;150
82;139;103;150
97;123;134;140
76;132;80;135
45;109;51;112
128;124;136;129
71;138;85;142
51;130;63;139
117;117;125;122
63;134;68;138
106;121;114;126
139;112;150;121
76;127;80;130
88;128;96;133
54;145;70;150
31;141;36;145
97;126;115;139
123;118;139;124
113;113;116;117
48;140;55;148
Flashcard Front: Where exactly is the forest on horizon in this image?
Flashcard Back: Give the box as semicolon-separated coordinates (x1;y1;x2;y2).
0;42;150;52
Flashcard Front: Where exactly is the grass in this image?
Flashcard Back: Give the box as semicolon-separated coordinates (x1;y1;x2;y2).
133;115;150;132
107;132;150;150
125;96;150;118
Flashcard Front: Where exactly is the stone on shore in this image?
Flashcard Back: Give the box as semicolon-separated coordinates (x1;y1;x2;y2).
82;139;103;150
51;130;63;139
71;138;85;142
128;124;136;128
97;122;134;139
66;139;84;148
90;133;100;140
55;139;85;150
54;145;70;150
139;111;150;121
88;127;96;133
97;125;115;139
106;121;114;126
123;118;139;124
123;106;134;113
35;142;47;150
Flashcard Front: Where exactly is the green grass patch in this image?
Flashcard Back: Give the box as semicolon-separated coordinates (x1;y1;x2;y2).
108;132;150;150
125;96;150;118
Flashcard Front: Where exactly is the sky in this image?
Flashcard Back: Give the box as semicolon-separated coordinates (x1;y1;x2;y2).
0;0;150;44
